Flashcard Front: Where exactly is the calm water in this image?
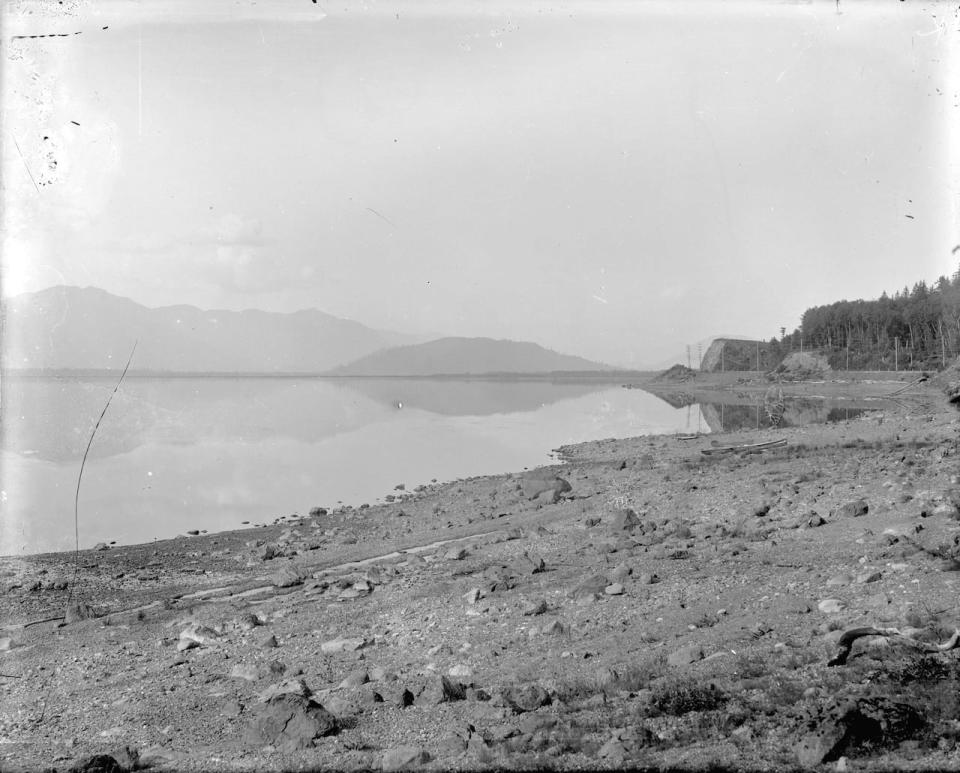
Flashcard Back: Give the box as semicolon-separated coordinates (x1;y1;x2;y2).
0;377;707;554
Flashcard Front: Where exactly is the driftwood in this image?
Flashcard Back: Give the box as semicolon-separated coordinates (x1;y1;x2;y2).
828;626;960;666
23;615;65;628
701;438;787;456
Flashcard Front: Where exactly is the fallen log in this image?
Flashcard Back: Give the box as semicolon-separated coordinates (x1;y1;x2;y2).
828;626;960;666
701;438;787;456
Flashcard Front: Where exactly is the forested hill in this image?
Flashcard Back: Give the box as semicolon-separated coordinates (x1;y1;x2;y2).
777;267;960;371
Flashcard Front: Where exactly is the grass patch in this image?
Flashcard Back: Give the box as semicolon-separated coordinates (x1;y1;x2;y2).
648;676;727;716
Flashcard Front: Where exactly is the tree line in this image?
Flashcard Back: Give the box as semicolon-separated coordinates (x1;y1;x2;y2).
769;265;960;371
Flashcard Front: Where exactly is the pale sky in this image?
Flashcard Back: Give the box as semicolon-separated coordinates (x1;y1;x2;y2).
2;0;958;368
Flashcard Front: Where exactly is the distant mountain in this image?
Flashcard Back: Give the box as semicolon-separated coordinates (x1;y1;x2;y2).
331;337;612;376
1;286;422;373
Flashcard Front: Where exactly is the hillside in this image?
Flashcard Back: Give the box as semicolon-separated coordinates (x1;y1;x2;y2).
0;286;420;373
330;337;612;376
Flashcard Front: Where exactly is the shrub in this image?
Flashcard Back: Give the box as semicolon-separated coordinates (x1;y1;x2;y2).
650;677;727;716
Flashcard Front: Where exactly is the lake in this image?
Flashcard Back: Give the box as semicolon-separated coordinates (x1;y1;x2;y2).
0;376;708;555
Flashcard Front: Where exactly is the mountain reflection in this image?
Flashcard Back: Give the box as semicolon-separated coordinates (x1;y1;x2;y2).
1;376;618;462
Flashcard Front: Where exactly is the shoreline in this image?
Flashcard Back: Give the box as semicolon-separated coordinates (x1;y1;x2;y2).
2;376;959;771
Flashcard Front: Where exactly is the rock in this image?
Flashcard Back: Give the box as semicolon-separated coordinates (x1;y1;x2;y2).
375;684;415;708
261;544;282;561
0;637;12;651
464;588;481;604
242;695;337;750
513;552;546;574
230;664;262;682
608;508;641;532
339;669;369;689
381;746;430;771
795;720;847;767
610;563;632;582
318;694;352;716
604;583;625;596
818;599;846;614
176;638;199;652
637;572;657;585
522;599;549;616
467;732;491;758
597;737;629;762
448;664;473;679
833;500;869;519
502;683;551;713
93;543;110;551
65;602;99;624
444;546;468;561
320;637;367;654
260;634;279;649
540;620;566;635
856;570;882;584
236;613;262;631
369;666;398;682
569;573;608;600
437;734;467;755
520;473;572;501
68;755;123;773
187;529;200;536
826;574;852;587
273;565;304;587
220;699;244;718
417;675;466;705
667;643;704;667
534;488;563;505
178;623;220;647
258;677;312;703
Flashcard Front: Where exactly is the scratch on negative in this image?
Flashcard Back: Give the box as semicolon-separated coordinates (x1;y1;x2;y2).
10;134;40;195
12;31;83;40
366;207;397;228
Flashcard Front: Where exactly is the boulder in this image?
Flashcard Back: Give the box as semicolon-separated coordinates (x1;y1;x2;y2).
272;565;303;588
520;473;571;501
569;573;608;601
608;508;641;533
833;500;869;519
502;683;551;713
242;695;337;750
381;746;430;771
416;675;466;705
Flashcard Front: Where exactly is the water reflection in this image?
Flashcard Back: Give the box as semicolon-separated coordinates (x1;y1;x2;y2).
0;376;700;554
645;388;883;433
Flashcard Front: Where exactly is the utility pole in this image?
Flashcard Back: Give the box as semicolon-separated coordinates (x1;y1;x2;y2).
756;340;760;374
697;343;703;370
687;345;691;370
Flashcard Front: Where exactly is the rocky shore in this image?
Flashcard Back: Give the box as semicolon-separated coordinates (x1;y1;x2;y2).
2;375;959;772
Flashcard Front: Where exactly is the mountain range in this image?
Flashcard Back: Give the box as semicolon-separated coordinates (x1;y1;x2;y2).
331;337;610;376
1;286;612;375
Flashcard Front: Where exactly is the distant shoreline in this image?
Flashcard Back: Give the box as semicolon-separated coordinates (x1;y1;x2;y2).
1;367;656;382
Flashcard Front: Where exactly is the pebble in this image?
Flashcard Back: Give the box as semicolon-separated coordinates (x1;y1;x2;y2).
604;583;625;595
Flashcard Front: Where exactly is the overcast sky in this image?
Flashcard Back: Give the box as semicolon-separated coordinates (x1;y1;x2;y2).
2;0;957;367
